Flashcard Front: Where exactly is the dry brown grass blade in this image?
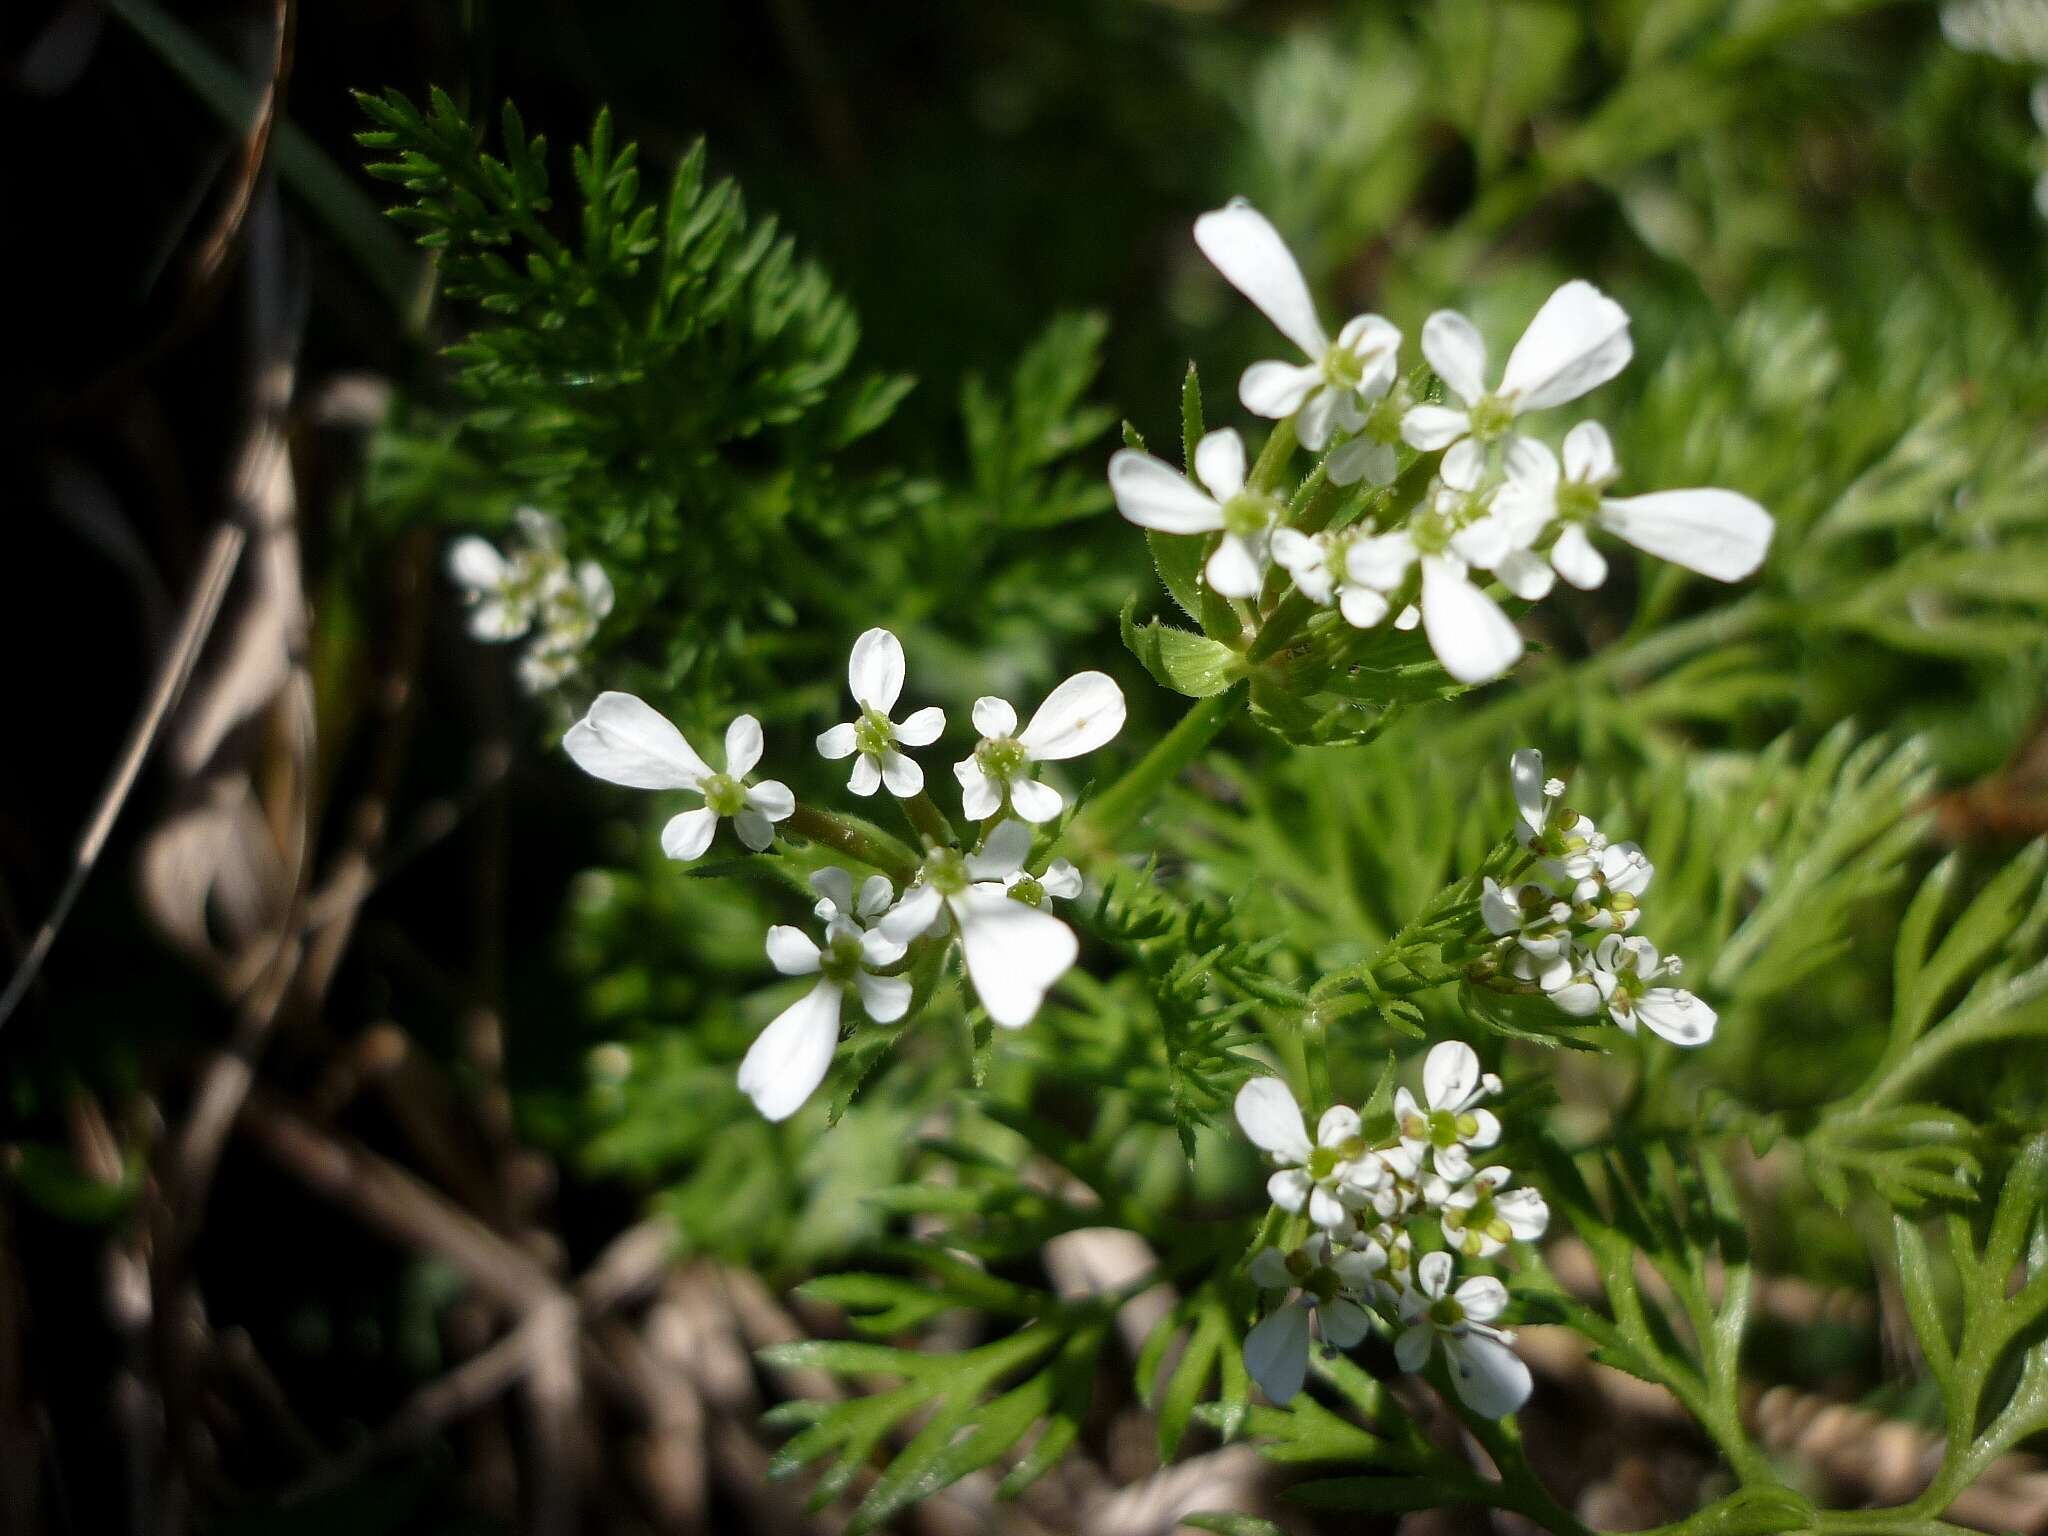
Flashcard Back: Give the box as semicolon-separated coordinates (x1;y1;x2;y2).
0;519;245;1032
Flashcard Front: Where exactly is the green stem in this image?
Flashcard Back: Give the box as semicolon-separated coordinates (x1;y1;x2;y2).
783;805;921;884
903;790;956;850
1053;690;1242;863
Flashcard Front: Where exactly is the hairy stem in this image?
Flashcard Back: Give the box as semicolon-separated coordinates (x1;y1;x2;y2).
784;805;921;883
1054;689;1242;863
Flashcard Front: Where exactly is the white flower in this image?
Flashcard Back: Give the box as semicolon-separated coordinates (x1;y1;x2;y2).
1393;1042;1503;1185
1108;428;1278;599
1498;422;1774;590
1394;1251;1533;1418
563;693;795;859
1234;1077;1392;1230
1508;749;1604;878
1243;1235;1379;1403
1271;528;1391;629
816;628;947;798
1191;200;1403;451
1351;1224;1417;1306
737;905;912;1122
1341;475;1530;684
1401;280;1633;487
1003;859;1083;908
882;820;1077;1028
1574;841;1654;933
1941;0;2048;63
1586;934;1717;1046
449;511;614;693
1430;1164;1551;1259
953;672;1126;824
809;867;897;927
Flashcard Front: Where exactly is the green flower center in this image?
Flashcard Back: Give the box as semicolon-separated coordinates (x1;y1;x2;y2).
1467;393;1516;440
976;736;1029;780
1428;1108;1479;1148
701;772;747;818
1308;1145;1341;1179
925;848;969;896
854;707;896;758
819;933;866;984
1007;876;1046;908
1556;479;1602;522
1221;491;1278;540
1323;346;1365;391
1365;391;1408;445
1429;1296;1467;1328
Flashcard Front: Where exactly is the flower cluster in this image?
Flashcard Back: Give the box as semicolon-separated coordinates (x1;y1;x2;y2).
1234;1042;1548;1415
446;509;615;692
1110;201;1774;685
560;627;1122;1119
1474;749;1716;1047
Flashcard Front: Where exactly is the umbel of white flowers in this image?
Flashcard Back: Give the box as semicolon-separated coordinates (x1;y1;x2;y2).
446;509;614;693
1110;201;1776;685
1233;1043;1547;1416
1480;748;1718;1046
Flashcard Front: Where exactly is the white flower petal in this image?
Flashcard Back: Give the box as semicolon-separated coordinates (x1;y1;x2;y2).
1238;361;1321;421
1318;1105;1363;1147
855;969;913;1024
1394;1322;1435;1374
848;755;883;796
660;806;719;861
1205;533;1265;599
1268;1168;1313;1212
1192;428;1250;503
1497;549;1556;601
1497;1187;1551;1240
1510;749;1547;835
1040;859;1083;900
1448;1332;1532;1417
1295;386;1340;452
967;818;1033;880
1021;671;1125;761
576;561;614;618
1346;529;1417;590
1338;585;1390;629
736;979;841;1122
857;876;895;918
1271;527;1317;573
1455;1275;1510;1322
1416;1249;1456;1299
469;598;528;642
1401;404;1472;451
880;884;943;944
1009;777;1064;824
1108;449;1226;533
1192;201;1328;361
745;780;795;822
1326;436;1397;488
1499;280;1632;412
1420;310;1490;405
1243;1300;1313;1404
564;692;712;789
1549;524;1609;590
810;867;854;915
733;808;774;851
1421;557;1524;684
1450;513;1512;569
1635;988;1717;1046
956;761;1003;821
1562;420;1617;483
955;886;1078;1027
972;696;1019;738
1440;436;1487;493
447;536;508;590
1235;1077;1313;1163
1598;489;1773;582
816;721;859;761
765;924;823;976
724;714;764;777
1321;1298;1372;1350
1250;1247;1294;1289
1505;435;1561;489
894;705;946;748
880;751;925;798
848;627;906;713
